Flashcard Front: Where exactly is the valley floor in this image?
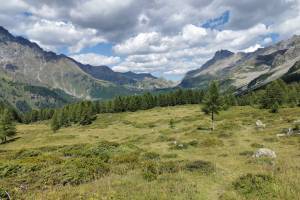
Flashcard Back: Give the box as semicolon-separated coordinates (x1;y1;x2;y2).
0;105;300;199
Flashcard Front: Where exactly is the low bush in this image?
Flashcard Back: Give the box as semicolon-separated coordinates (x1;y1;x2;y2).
142;161;159;181
0;188;10;200
45;158;110;186
142;152;160;160
14;149;41;159
169;142;189;150
239;150;254;156
111;152;140;164
201;138;224;147
158;161;181;174
188;140;199;147
184;160;215;174
162;153;178;159
233;174;277;199
250;143;264;148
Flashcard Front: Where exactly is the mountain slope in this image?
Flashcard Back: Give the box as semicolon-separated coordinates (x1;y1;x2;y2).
0;26;172;103
180;35;300;91
0;76;75;112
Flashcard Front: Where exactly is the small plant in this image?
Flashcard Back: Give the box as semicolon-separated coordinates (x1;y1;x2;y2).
45;158;110;186
159;161;181;174
188;140;199;147
170;142;188;150
169;119;175;129
239;150;254;156
233;174;276;199
142;161;159;181
162;153;178;159
14;149;41;159
0;188;10;200
201;138;224;147
184;160;215;174
143;152;160;160
250;143;264;148
270;102;279;113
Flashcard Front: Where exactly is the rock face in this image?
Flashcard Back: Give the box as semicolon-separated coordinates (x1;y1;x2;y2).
180;35;300;92
253;148;277;158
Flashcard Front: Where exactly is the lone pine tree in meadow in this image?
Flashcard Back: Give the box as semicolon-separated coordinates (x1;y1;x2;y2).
202;81;224;131
0;109;16;143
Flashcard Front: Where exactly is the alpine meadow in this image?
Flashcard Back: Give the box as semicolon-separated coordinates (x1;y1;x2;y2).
1;1;300;200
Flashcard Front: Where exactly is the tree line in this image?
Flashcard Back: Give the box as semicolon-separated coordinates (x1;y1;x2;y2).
1;79;299;135
236;79;300;112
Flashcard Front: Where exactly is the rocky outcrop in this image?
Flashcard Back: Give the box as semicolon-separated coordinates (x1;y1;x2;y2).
180;35;300;92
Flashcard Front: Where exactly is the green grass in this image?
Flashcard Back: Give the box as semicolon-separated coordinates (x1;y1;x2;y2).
0;105;300;199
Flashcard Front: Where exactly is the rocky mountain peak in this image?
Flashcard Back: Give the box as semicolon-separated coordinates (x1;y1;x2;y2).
214;50;234;60
0;26;14;41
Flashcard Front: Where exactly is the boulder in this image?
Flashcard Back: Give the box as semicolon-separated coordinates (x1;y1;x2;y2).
253;148;276;158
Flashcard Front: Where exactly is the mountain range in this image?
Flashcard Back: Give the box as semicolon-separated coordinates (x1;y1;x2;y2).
0;26;173;111
180;35;300;92
1;25;300;112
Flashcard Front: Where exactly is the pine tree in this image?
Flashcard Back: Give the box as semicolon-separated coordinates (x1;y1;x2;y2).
0;109;16;143
260;80;285;109
50;110;60;132
202;81;224;131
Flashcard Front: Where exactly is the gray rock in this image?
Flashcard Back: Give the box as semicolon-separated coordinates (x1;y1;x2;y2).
253;148;276;158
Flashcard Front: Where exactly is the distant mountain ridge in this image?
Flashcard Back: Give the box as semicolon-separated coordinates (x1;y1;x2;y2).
0;26;175;111
180;35;300;91
0;26;173;102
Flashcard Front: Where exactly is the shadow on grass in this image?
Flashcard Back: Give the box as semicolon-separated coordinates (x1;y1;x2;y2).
1;137;21;144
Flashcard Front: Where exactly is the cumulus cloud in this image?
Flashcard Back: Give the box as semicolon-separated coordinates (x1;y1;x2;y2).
25;19;106;53
1;0;300;79
70;53;121;66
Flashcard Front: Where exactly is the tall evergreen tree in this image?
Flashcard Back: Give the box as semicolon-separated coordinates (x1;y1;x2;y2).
202;81;224;131
50;110;60;132
0;109;16;143
260;80;285;110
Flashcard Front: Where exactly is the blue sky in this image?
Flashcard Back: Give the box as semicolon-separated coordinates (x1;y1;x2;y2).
1;0;300;81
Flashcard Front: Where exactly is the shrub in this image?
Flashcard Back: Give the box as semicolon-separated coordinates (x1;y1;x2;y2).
61;141;120;162
0;163;23;178
188;140;199;147
112;152;140;164
162;153;178;159
142;161;159;181
250;143;264;148
201;138;224;147
239;150;254;156
159;161;181;174
263;137;279;143
143;152;160;160
46;158;110;185
184;160;215;174
169;119;175;129
157;135;175;142
14;149;41;159
0;188;9;199
170;142;189;150
233;174;276;199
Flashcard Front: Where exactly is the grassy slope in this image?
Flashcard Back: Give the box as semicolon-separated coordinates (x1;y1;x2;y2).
0;105;300;199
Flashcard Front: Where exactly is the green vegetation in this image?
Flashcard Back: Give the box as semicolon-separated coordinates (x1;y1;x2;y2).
0;105;299;199
202;81;225;131
0;109;16;143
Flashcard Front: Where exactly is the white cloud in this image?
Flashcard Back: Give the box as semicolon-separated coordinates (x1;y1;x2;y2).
182;24;207;44
242;44;262;53
25;19;106;53
70;53;121;66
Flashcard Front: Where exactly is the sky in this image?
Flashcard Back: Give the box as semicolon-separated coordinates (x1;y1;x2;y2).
1;0;300;81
